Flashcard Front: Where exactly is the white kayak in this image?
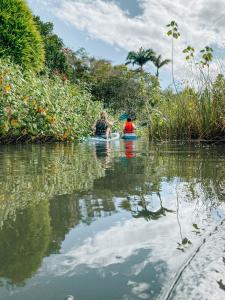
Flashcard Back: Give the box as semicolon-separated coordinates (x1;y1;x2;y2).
87;132;120;142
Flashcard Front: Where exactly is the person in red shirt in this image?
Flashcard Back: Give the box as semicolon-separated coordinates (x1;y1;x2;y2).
123;117;136;134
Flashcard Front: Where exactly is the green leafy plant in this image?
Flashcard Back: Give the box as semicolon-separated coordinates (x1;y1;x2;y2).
0;59;102;143
166;20;180;93
183;46;195;61
200;46;213;68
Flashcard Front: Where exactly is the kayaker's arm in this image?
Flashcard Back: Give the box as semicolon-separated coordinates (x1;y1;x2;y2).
107;120;114;127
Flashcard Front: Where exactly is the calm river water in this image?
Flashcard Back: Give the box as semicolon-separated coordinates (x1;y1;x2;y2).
0;140;224;300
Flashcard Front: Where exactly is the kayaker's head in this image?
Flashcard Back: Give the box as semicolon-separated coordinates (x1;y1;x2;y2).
127;117;132;122
100;111;107;120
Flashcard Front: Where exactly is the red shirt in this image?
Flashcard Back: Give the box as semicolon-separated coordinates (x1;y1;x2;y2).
124;121;134;133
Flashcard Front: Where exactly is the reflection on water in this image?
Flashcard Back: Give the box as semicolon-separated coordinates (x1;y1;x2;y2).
0;141;224;299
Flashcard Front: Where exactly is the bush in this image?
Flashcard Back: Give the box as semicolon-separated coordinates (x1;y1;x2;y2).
0;0;45;72
0;59;102;143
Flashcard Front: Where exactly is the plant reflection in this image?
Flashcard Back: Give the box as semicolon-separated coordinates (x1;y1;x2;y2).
0;142;224;287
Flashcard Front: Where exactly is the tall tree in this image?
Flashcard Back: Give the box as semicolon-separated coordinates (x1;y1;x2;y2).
0;0;45;72
152;55;171;78
33;16;68;75
125;47;155;71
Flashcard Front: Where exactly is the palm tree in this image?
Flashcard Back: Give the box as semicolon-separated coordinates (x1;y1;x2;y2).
125;47;155;71
152;55;171;78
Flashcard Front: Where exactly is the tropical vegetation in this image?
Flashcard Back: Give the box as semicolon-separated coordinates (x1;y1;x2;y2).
0;59;101;143
0;0;45;72
152;55;171;78
0;0;224;143
125;47;156;71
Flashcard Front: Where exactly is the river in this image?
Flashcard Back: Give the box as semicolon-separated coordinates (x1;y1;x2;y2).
0;140;224;300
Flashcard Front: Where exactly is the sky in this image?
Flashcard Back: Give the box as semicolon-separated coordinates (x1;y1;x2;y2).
27;0;225;88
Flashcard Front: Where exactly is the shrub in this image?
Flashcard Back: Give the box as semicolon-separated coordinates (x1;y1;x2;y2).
0;0;45;72
0;59;102;143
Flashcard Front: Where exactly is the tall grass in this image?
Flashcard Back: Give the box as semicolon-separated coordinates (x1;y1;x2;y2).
147;74;225;141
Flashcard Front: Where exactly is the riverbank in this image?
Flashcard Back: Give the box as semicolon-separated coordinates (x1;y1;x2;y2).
145;77;225;142
0;59;101;144
1;58;225;144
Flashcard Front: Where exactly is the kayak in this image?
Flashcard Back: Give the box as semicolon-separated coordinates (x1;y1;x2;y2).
122;133;138;140
87;132;120;142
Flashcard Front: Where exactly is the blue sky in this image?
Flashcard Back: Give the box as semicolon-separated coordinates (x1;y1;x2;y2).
28;0;225;88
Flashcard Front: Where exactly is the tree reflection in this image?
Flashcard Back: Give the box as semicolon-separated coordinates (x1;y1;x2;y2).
0;200;51;285
0;142;224;286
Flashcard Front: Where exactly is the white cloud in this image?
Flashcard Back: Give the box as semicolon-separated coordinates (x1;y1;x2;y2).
29;0;225;82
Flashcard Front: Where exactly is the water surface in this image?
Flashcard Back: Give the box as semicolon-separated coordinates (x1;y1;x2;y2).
0;140;224;300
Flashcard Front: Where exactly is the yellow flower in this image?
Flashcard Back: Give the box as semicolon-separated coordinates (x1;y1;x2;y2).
63;132;68;139
4;85;11;93
32;100;37;106
23;96;29;102
11;119;19;128
47;115;56;124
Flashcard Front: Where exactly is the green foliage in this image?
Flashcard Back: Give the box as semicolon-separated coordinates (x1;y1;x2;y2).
33;16;69;76
152;54;171;77
33;16;91;82
166;20;180;94
144;77;225;140
0;59;102;142
200;46;213;67
0;0;45;72
183;46;195;61
166;20;180;39
86;59;159;112
63;47;91;83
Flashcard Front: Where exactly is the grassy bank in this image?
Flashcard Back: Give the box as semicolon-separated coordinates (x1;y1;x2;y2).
145;76;225;142
0;59;102;143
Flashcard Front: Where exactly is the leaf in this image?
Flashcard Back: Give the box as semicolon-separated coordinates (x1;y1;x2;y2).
182;237;192;245
177;247;185;252
192;223;200;230
167;30;172;36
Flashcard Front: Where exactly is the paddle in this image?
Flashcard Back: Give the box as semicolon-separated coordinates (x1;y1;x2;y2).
118;112;136;121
